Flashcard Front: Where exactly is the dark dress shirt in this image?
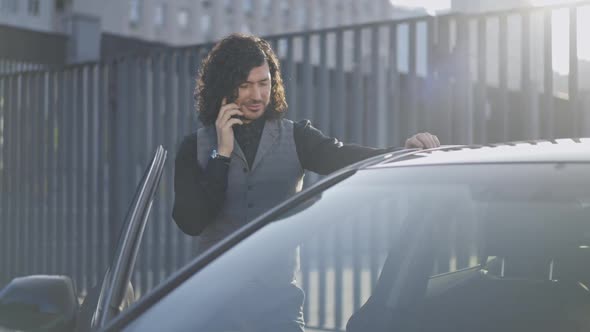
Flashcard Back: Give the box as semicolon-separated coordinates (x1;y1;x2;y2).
172;119;394;236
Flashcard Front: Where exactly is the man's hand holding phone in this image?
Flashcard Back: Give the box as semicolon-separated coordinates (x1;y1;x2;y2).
215;98;243;157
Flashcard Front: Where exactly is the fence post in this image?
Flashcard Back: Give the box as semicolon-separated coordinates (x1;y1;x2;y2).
108;60;120;259
454;15;472;145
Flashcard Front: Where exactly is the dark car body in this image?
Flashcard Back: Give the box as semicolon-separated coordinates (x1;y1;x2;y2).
96;138;590;332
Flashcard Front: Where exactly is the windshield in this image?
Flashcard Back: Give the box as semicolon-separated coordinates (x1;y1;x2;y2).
123;162;590;332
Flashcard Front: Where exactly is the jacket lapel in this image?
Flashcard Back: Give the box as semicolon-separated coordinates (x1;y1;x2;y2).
251;119;279;171
231;138;248;167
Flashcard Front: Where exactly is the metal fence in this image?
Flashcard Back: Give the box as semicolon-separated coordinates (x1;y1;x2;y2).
2;3;590;330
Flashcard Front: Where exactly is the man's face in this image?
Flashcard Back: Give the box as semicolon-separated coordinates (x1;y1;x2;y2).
235;62;271;123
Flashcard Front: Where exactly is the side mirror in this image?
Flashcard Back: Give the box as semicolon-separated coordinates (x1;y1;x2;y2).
0;275;78;332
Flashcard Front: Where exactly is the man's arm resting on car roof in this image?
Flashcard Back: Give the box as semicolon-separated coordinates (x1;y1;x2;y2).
294;119;399;175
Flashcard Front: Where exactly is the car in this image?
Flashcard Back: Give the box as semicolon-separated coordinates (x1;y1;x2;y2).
0;146;167;332
102;137;590;332
4;138;590;332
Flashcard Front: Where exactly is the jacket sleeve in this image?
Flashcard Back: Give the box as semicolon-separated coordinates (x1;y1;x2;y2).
294;120;397;175
172;134;229;236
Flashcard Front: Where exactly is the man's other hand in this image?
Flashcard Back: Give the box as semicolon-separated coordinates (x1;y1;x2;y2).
405;132;440;149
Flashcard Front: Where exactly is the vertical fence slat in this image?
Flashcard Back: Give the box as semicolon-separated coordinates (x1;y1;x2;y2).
455;16;472;144
19;73;29;277
498;15;509;142
63;68;74;279
351;28;363;144
146;55;156;289
10;74;18;278
75;67;85;288
408;21;418;139
476;18;488;144
36;72;47;274
47;71;57;275
110;59;127;249
87;64;97;288
367;26;379;147
162;52;175;277
6;75;14;280
521;12;535;140
437;17;453;145
57;70;67;275
175;52;187;269
544;9;555;139
333;30;345;139
129;56;143;294
98;64;108;275
285;37;297;122
569;7;579;137
26;73;37;276
151;53;164;285
318;32;329;134
0;76;9;284
137;56;149;296
302;34;313;123
34;72;42;274
0;76;5;284
389;22;401;146
425;18;437;136
167;52;179;275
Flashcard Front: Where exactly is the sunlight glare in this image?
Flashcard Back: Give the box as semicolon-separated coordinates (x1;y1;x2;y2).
532;0;580;5
532;1;590;74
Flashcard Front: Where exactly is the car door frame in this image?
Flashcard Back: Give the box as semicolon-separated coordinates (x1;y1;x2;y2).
88;145;167;330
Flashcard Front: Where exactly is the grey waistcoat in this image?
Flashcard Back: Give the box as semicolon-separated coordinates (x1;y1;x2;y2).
196;119;304;282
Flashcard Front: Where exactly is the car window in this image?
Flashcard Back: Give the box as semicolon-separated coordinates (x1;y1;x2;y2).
121;170;414;331
119;163;590;332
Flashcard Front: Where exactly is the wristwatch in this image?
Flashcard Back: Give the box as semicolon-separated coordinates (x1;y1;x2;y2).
210;149;231;162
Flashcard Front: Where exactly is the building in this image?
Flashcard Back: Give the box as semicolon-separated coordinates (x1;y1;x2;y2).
1;0;396;46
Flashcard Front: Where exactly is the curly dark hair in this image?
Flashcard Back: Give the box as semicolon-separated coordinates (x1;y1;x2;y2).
195;33;287;126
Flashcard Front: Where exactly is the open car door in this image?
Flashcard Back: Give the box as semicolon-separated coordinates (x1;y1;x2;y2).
0;146;167;332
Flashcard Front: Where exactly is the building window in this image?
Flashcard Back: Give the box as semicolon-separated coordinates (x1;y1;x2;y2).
295;7;305;28
154;3;165;27
262;0;271;17
314;5;322;28
129;0;141;26
177;8;190;30
27;0;40;15
243;0;252;16
201;14;211;37
55;0;71;11
0;0;19;13
225;0;233;15
281;0;288;18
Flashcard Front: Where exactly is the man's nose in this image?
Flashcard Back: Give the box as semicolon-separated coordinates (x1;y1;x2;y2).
250;85;262;100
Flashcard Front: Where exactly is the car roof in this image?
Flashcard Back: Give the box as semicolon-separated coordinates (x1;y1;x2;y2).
369;138;590;169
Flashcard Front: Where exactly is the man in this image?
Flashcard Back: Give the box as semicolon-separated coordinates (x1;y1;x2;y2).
173;33;440;331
